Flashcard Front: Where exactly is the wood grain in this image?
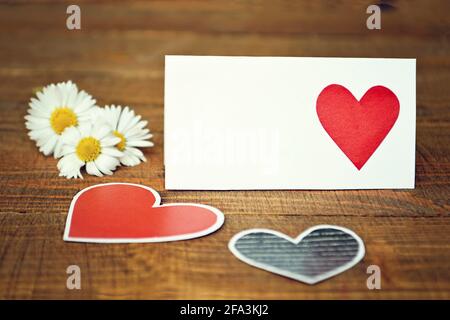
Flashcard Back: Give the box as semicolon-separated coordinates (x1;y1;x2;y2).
0;0;449;299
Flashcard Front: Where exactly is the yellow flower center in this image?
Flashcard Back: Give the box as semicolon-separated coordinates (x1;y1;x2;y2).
113;130;127;151
76;137;101;162
50;107;78;135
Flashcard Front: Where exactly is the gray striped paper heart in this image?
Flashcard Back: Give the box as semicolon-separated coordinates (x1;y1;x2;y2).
228;225;365;284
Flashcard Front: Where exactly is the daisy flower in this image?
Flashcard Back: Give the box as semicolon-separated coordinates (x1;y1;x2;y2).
25;80;97;157
94;105;153;166
57;122;123;179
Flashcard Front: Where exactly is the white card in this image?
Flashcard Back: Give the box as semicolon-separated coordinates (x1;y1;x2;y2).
164;56;415;190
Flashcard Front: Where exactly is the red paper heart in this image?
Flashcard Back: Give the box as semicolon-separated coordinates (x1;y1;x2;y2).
316;84;399;170
63;183;224;243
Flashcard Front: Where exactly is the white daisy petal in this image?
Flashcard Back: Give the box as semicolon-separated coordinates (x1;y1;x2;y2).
28;127;53;142
86;161;103;177
75;95;97;113
117;107;135;133
58;145;76;158
77;122;92;137
102;105;118;129
29;98;47;111
126;122;149;134
92;124;113;140
37;90;56;109
126;140;154;147
123;121;148;138
25;116;50;127
89;107;105;124
129;133;153;141
94;154;119;175
120;153;143;167
39;135;58;156
53;139;64;158
126;146;145;159
26;107;49;118
66;84;78;107
118;146;148;166
60;126;81;145
102;147;124;157
120;154;136;166
129;128;150;137
122;114;141;133
57;153;84;178
101;136;121;147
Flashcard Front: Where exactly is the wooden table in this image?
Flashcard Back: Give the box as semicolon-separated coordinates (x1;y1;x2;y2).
0;0;449;299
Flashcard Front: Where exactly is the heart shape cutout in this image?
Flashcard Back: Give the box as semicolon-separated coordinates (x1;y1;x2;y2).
229;225;365;284
317;84;400;170
64;183;224;243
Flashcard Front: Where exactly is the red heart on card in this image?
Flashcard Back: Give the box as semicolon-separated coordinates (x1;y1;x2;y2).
63;183;224;243
316;84;400;170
